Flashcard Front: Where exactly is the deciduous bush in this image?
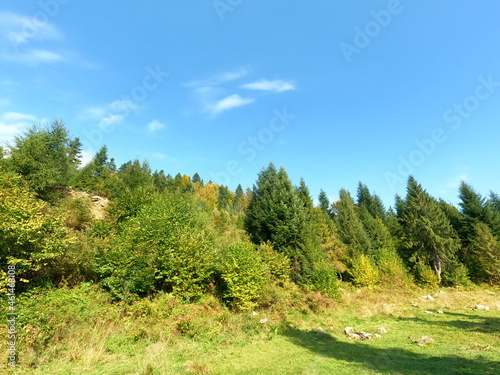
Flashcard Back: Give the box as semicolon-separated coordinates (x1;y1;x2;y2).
350;254;380;287
218;242;268;310
97;196;216;301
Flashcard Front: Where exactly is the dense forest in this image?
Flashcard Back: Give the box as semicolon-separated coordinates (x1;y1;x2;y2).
1;120;500;311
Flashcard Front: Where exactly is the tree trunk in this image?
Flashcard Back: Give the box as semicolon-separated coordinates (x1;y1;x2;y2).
433;247;442;284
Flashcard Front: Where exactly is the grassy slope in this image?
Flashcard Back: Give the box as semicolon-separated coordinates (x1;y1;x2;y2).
4;286;500;375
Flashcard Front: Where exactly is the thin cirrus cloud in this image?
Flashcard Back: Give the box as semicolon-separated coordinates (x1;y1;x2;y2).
147;119;166;133
0;11;90;66
206;94;254;116
83;99;140;128
186;69;295;116
241;79;295;93
184;68;248;88
0;111;38;144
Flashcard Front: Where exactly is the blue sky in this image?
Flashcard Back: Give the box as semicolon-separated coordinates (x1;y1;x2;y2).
1;1;500;208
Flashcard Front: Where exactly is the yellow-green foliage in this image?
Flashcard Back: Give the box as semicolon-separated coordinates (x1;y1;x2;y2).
258;242;291;283
0;174;70;288
415;261;440;289
98;196;217;301
59;197;93;230
375;247;412;287
350;254;380;287
219;242;268;310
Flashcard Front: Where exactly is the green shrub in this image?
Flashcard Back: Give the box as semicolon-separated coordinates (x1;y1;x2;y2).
219;242;268;310
375;247;412;287
415;261;440;289
350;254;380;287
258;242;291;284
442;261;471;287
310;261;340;300
98;196;216;301
0;174;70;290
60;197;93;230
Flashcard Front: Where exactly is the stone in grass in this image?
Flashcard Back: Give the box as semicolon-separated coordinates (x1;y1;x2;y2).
344;327;372;341
474;305;490;311
423;295;435;301
315;327;332;336
424;311;433;314
410;335;435;347
437;310;444;314
377;327;388;333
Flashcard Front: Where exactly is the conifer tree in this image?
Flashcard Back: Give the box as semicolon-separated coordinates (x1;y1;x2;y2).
399;177;461;284
332;189;371;258
467;222;500;283
244;163;305;254
459;182;500;239
5;120;82;198
233;184;245;214
357;182;387;221
318;189;330;214
244;163;331;285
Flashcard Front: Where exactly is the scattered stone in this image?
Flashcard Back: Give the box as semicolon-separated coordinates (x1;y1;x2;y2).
259;318;268;324
474;305;490;311
439;290;445;294
344;327;355;335
423;295;435;301
374;333;383;339
348;331;372;341
377;327;388;333
410;335;435;346
424;311;433;314
315;327;331;336
437;310;444;314
411;304;419;307
252;311;258;316
344;327;371;340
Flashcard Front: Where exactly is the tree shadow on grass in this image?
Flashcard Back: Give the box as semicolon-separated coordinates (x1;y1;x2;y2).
283;327;499;375
396;312;500;334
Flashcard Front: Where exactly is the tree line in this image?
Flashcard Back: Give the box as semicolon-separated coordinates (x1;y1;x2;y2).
1;121;499;309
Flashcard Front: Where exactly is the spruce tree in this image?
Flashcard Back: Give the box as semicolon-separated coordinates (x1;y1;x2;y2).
318;189;330;214
5;120;82;198
459;182;500;239
467;222;500;283
357;182;387;221
399;177;461;284
332;189;371;258
244;163;330;285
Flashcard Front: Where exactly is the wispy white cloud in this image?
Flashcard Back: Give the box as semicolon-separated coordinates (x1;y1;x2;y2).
0;112;37;144
83;99;141;128
242;79;295;93
184;68;248;88
206;94;254;116
3;48;66;65
0;11;63;46
185;69;294;116
147;119;166;133
0;11;94;67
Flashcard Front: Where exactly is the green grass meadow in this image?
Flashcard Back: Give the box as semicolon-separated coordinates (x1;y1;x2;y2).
3;285;499;375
